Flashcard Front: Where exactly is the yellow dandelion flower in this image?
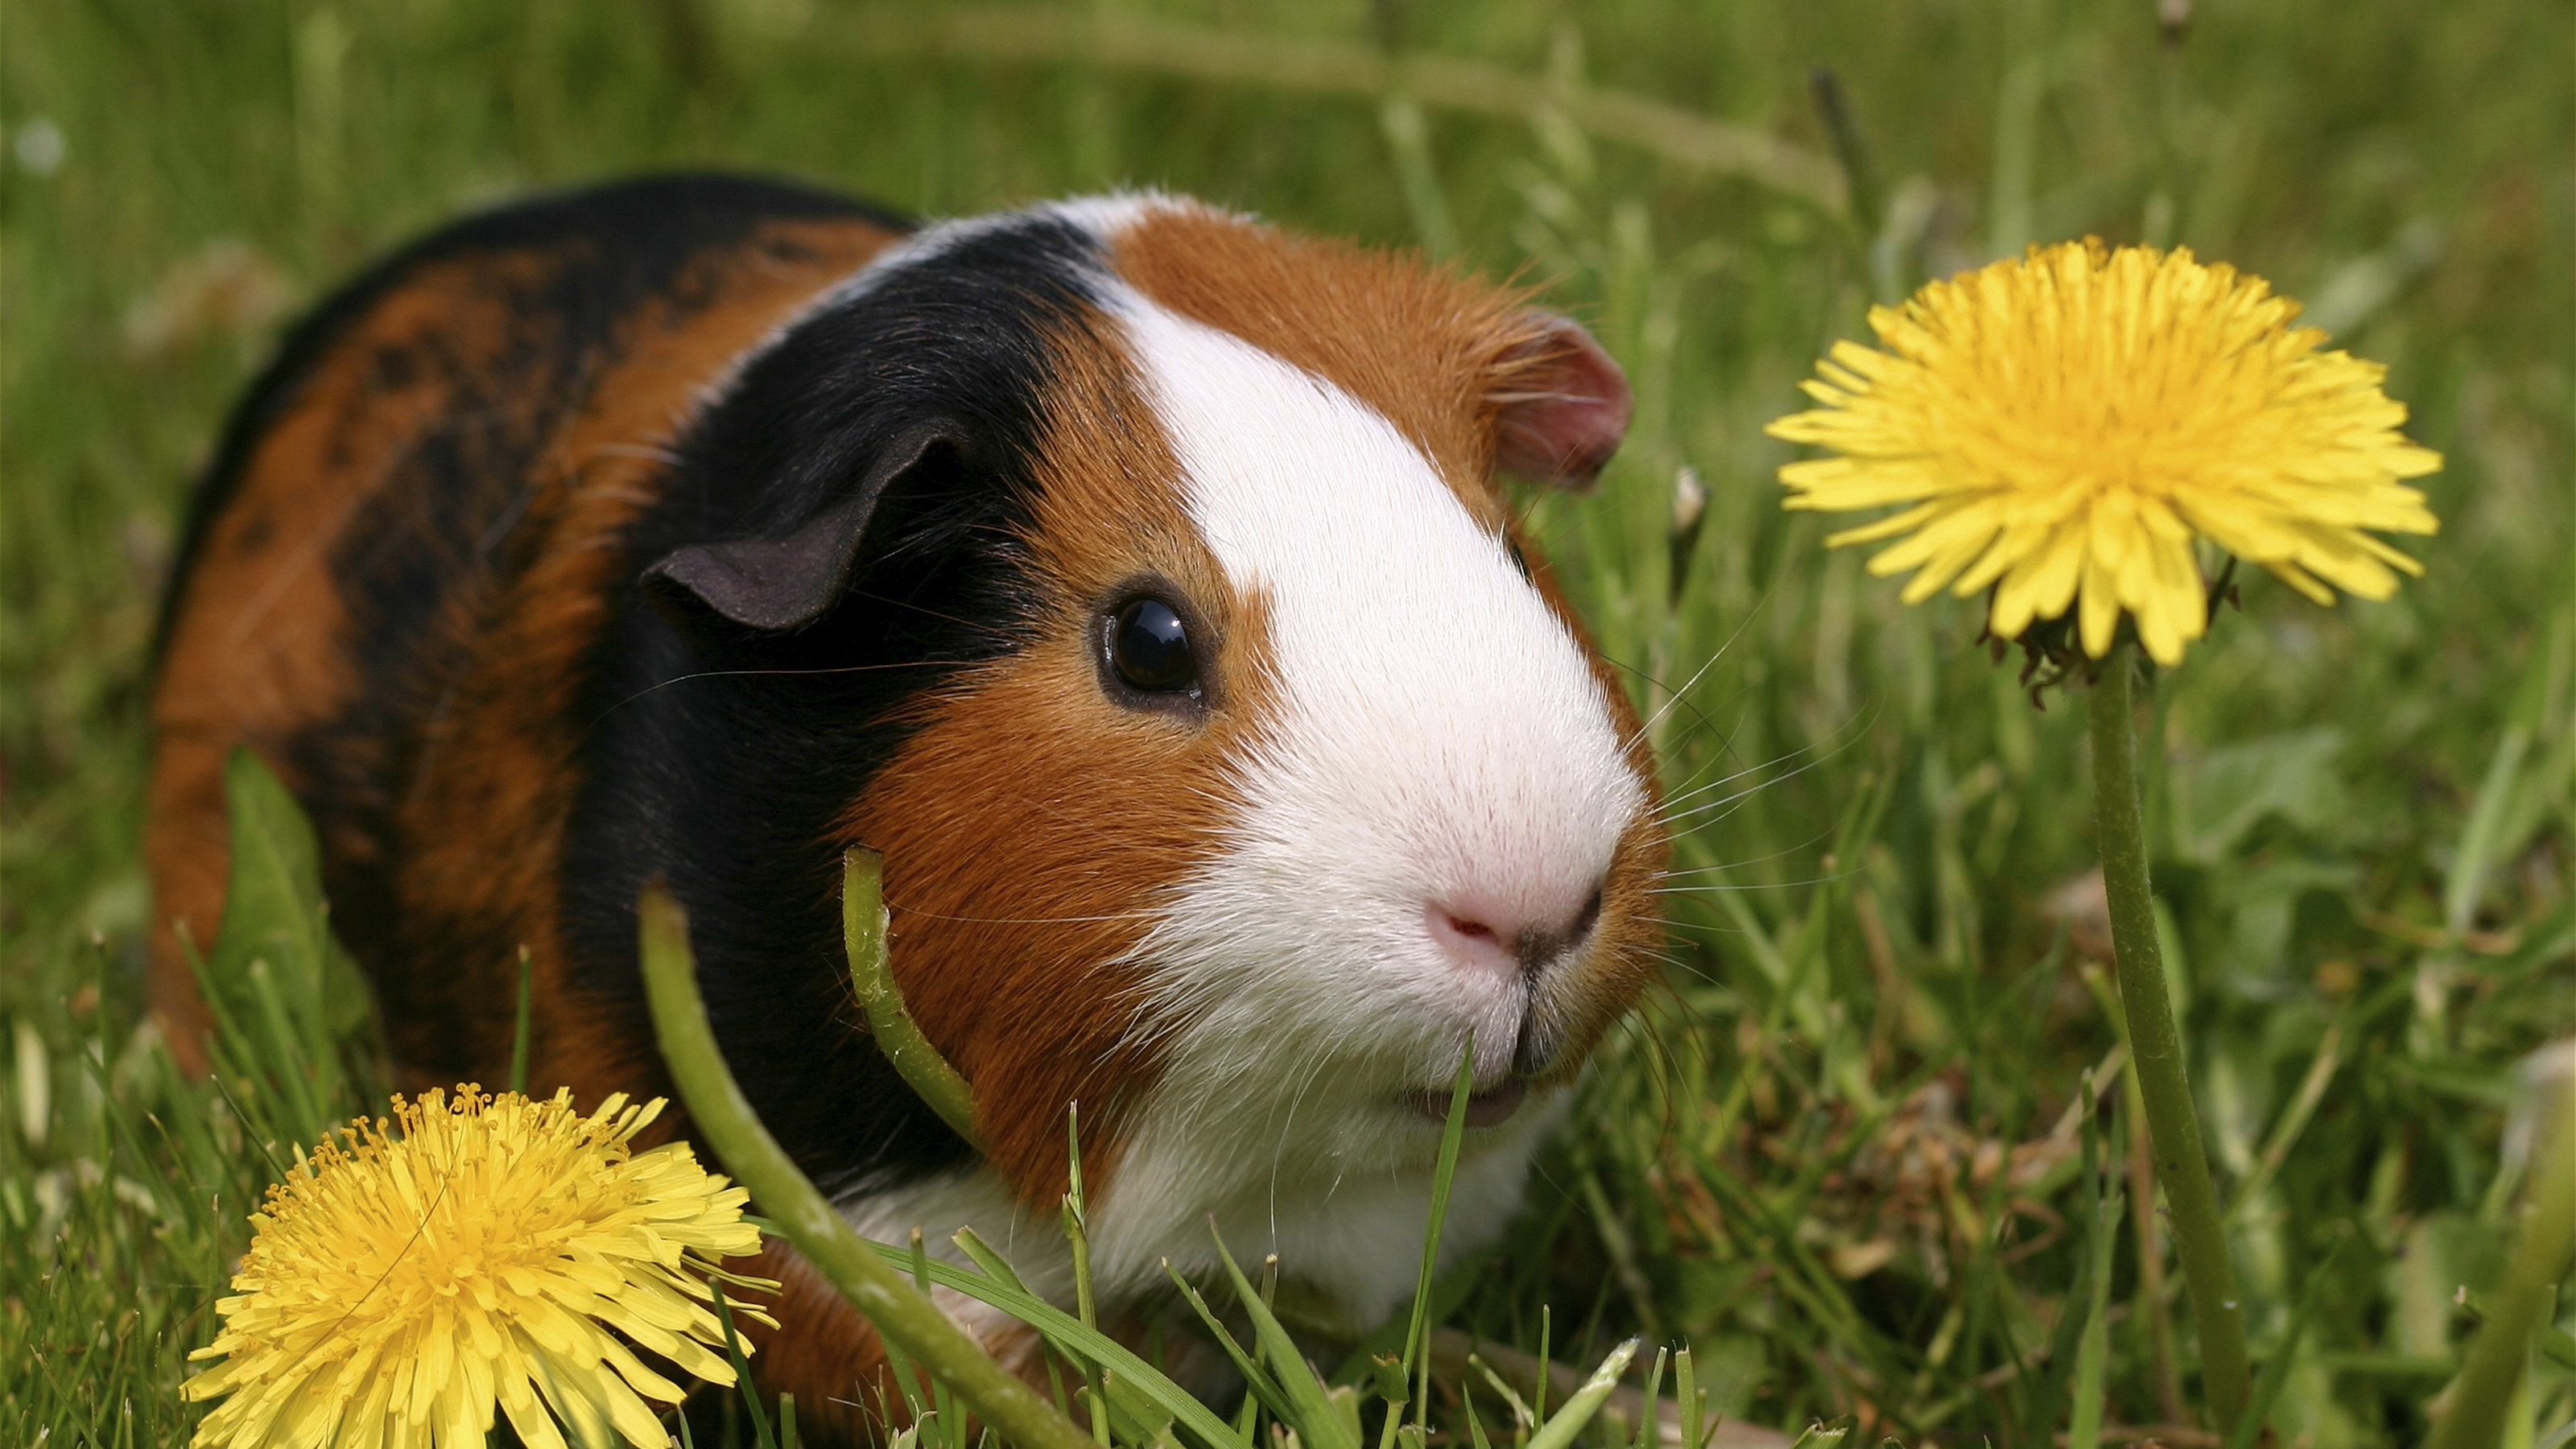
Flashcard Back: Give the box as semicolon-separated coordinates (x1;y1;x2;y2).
1766;238;2441;666
184;1086;774;1449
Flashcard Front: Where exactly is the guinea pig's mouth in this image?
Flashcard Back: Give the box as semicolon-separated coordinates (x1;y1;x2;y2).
1410;1079;1529;1129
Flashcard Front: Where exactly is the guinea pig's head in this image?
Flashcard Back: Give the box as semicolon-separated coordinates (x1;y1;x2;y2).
647;196;1666;1324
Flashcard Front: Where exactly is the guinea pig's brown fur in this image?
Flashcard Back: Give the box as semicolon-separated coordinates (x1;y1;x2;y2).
148;176;1665;1443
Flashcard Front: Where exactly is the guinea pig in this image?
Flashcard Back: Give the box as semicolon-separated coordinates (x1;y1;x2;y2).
147;173;1668;1436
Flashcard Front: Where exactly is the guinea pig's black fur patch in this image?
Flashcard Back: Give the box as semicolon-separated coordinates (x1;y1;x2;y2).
564;214;1112;1195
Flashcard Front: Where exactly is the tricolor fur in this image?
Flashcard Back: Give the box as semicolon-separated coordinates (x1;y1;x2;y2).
148;176;1666;1440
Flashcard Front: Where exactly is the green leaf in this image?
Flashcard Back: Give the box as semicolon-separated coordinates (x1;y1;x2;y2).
2173;728;2347;863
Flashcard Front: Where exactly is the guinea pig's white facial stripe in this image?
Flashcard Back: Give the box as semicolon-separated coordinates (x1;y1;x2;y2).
1063;296;1646;1323
1109;295;1645;1092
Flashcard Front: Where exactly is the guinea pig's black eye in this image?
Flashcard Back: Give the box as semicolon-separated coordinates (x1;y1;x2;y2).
1107;597;1198;695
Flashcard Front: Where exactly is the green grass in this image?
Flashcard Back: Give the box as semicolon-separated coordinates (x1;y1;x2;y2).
4;1;2571;1445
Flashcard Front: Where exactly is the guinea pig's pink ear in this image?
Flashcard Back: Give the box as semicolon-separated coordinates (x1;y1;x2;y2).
642;425;952;633
1491;313;1632;491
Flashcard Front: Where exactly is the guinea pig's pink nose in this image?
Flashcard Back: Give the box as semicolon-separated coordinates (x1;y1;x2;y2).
1426;886;1605;989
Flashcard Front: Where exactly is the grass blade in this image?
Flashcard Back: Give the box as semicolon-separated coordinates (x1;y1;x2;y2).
883;1240;1251;1449
1467;1352;1536;1431
710;1277;778;1449
1785;1417;1854;1449
2221;1235;2347;1449
2066;1086;2125;1449
509;945;534;1096
1212;1228;1361;1449
1170;1261;1299;1429
1463;1382;1496;1449
2443;725;2532;934
1525;1338;1641;1449
1628;1347;1667;1449
1676;1346;1705;1449
2429;1067;2576;1449
1403;1042;1479;1423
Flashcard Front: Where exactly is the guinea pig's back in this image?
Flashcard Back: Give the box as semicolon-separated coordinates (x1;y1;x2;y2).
146;175;907;1074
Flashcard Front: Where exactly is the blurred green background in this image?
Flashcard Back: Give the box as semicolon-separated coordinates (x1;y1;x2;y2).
3;2;2570;1446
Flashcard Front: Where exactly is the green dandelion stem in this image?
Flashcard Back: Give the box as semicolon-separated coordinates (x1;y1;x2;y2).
639;880;1098;1449
2087;646;2252;1435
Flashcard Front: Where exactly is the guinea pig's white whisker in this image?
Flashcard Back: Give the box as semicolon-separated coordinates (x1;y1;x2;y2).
1653;779;1788;830
842;587;1011;634
1635;649;1731;743
1648;952;1724;989
1597;650;1748;771
1266;1051;1335;1246
1668;918;1806;950
1657;704;1864;802
1654;786;1781;840
1649;852;1858;899
1653;718;1872;832
1653;826;1839;880
1646;695;1794;819
881;905;1162;927
1630;952;1719;1002
1647;682;1876;826
1653;697;1875;816
1608;1013;1689;1132
1655;768;1839;845
1657;745;1795;803
1651;742;1815;815
1618;636;1736;752
591;658;975;725
1609;574;1786;753
1649;873;1851;896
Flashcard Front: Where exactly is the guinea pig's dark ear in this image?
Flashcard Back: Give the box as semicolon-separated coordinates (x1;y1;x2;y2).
642;426;954;634
1490;312;1633;491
